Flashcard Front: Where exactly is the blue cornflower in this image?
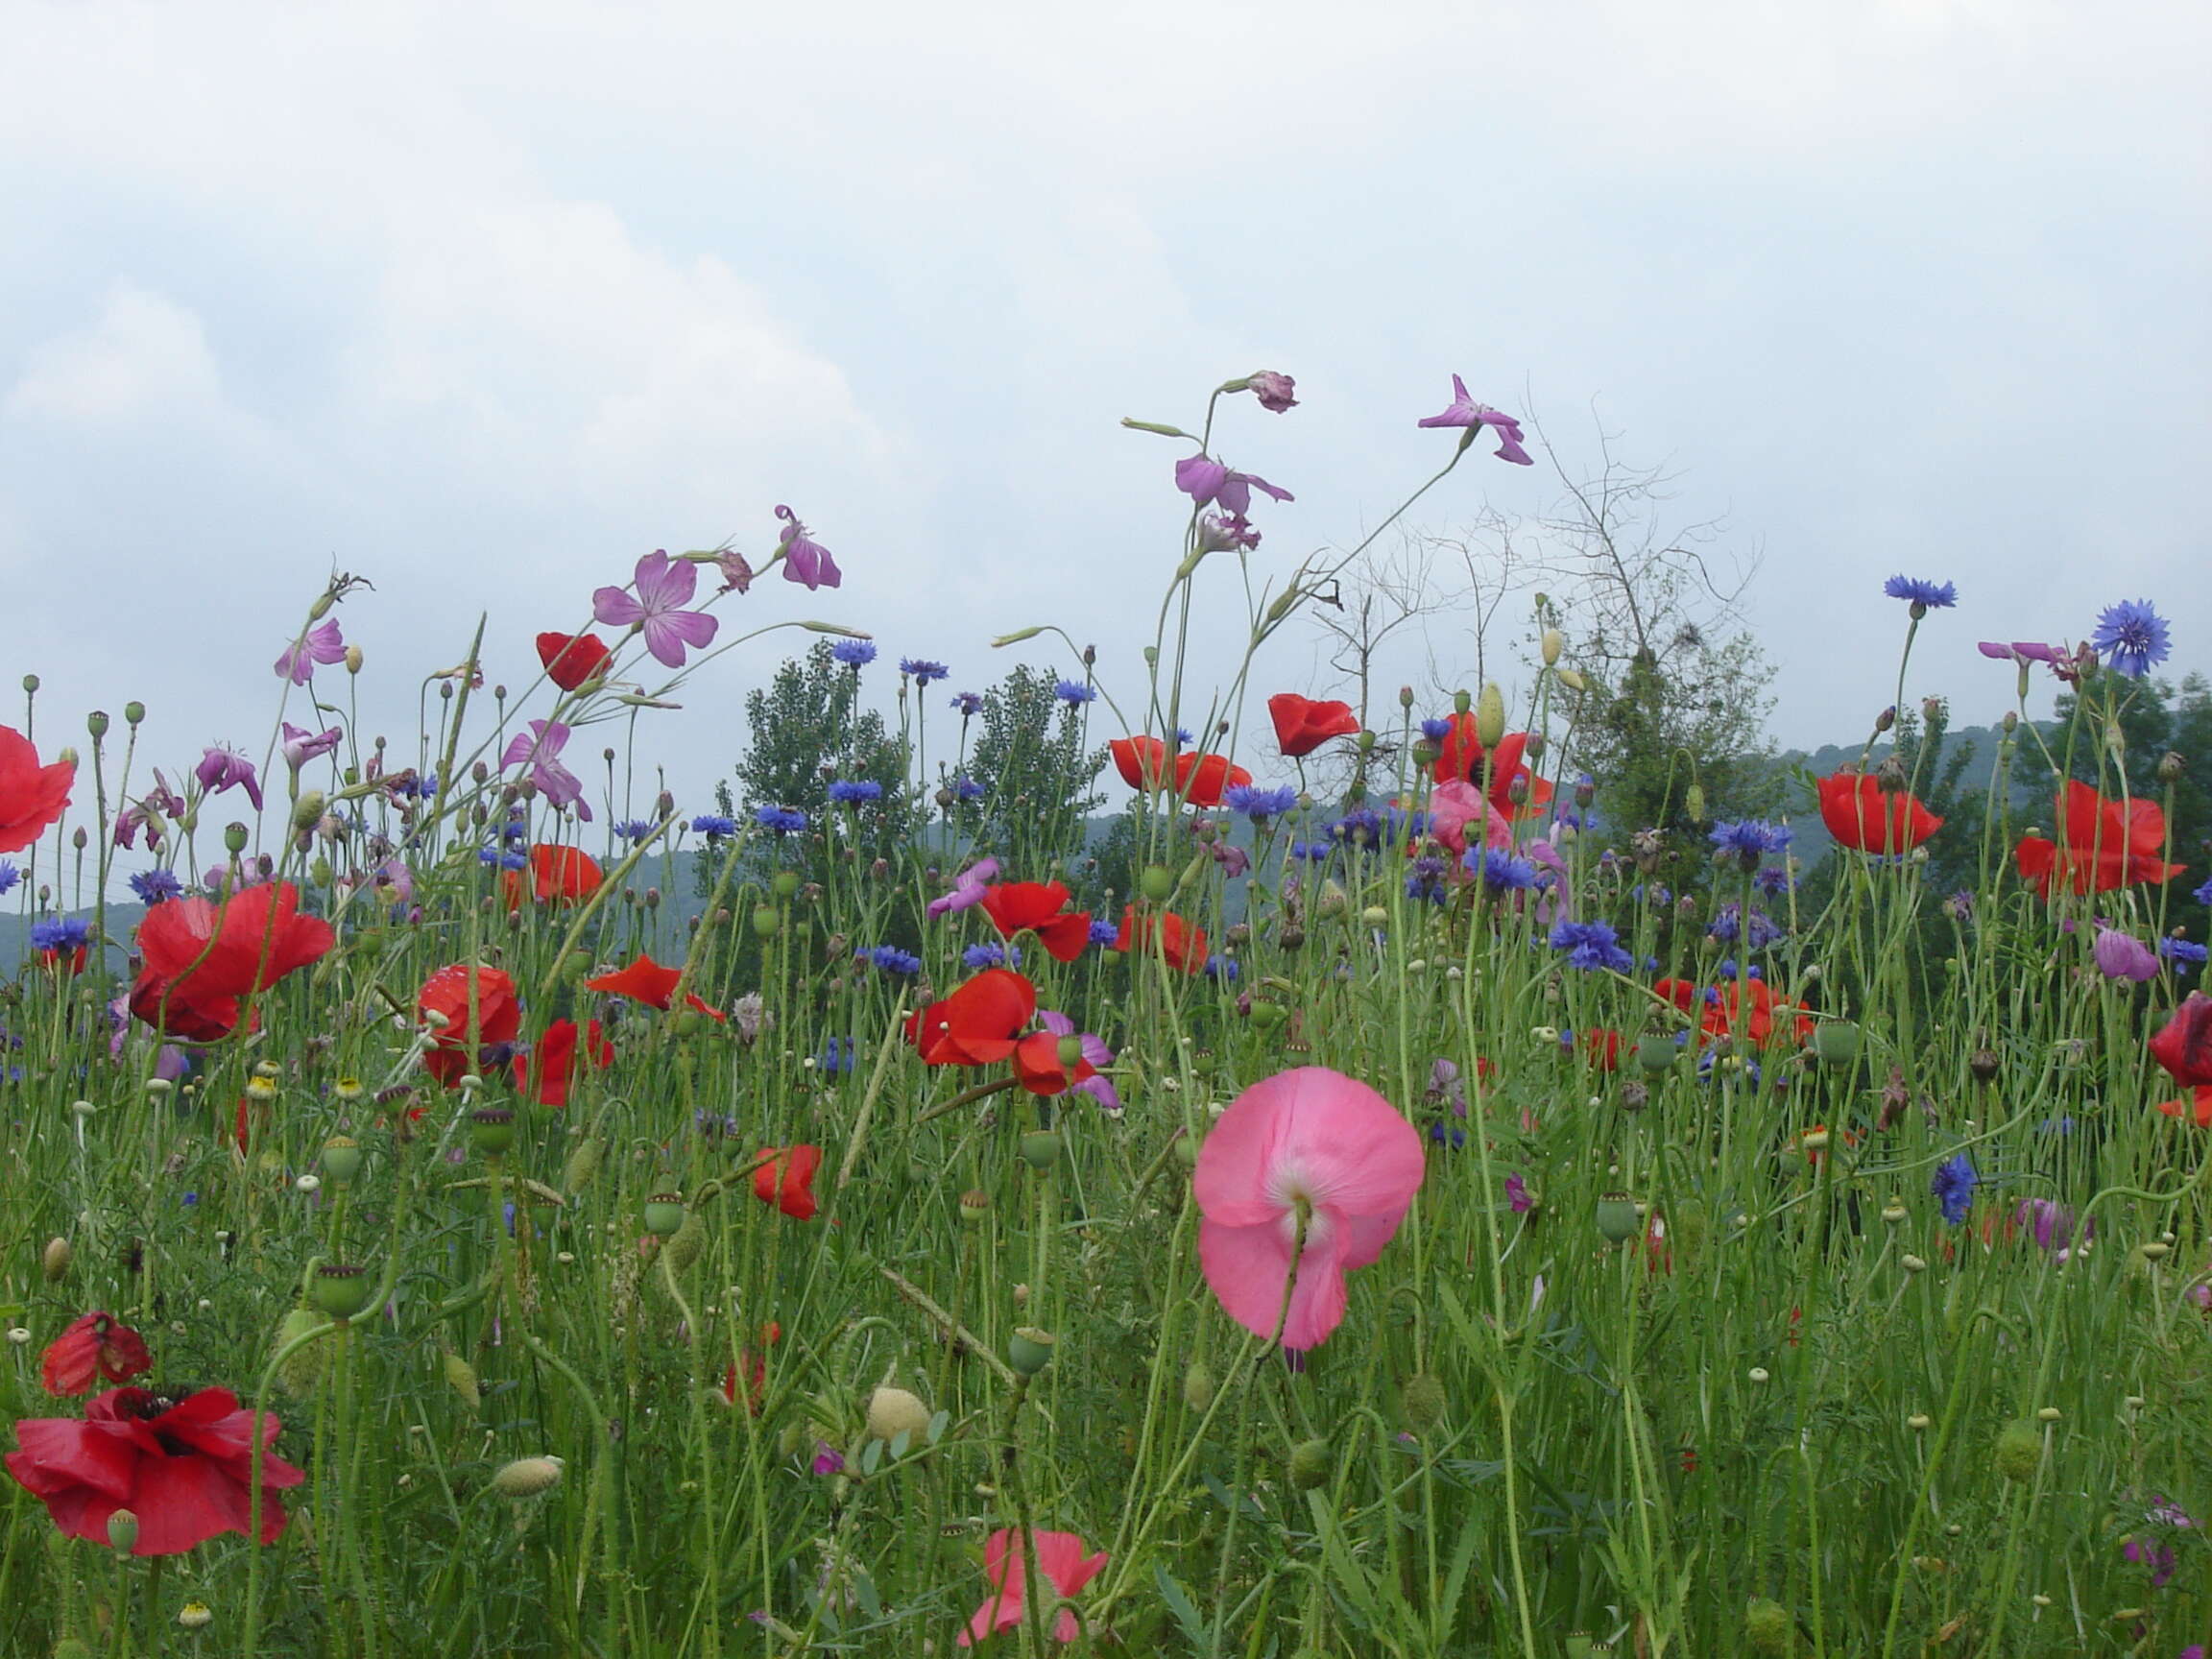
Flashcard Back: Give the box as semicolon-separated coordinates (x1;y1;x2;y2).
396;773;440;799
1549;919;1632;973
2196;876;2212;907
690;813;738;837
1469;848;1538;892
859;945;923;975
2159;936;2208;974
1707;903;1783;950
900;659;950;685
1884;575;1959;611
1204;954;1240;980
950;691;984;718
1428;1122;1469;1149
0;861;16;897
1753;864;1794;897
1087;917;1119;948
129;869;183;905
1224;783;1299;822
1053;679;1096;707
1287;840;1334;863
755;805;807;834
1419;718;1453;742
1329;807;1385;848
952;776;985;802
1710;820;1792;860
613;818;658;842
1174;728;1194;745
1404;859;1449;903
1714;959;1765;980
2090;598;2172;680
478;848;530;871
828;780;883;805
30;917;92;952
1931;1153;1979;1225
819;1037;854;1074
963;941;1021;970
831;639;878;668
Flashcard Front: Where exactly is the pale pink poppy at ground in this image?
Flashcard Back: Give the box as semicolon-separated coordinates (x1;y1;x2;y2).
1193;1067;1425;1350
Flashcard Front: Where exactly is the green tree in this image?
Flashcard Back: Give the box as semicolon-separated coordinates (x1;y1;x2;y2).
940;665;1111;888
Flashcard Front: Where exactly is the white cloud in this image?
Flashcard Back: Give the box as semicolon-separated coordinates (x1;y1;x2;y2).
4;283;225;425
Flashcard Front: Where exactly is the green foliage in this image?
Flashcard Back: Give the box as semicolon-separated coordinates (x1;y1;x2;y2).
1572;631;1782;837
936;663;1109;882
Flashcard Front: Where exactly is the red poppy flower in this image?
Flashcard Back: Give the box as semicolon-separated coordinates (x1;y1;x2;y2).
1816;772;1943;854
2014;780;2184;897
2156;1086;2212;1129
752;1145;822;1220
979;881;1092;963
907;969;1037;1065
1108;736;1251;807
514;1018;613;1106
130;881;336;1041
1114;905;1207;973
5;1385;306;1555
1710;978;1814;1048
501;844;603;908
38;944;88;976
1012;1030;1097;1096
1430;719;1553;818
583;951;682;1008
1110;735;1171;791
1578;1027;1623;1070
2151;993;2212;1089
1267;693;1359;758
0;725;75;855
419;964;521;1087
536;631;613;692
721;1321;781;1413
40;1313;151;1397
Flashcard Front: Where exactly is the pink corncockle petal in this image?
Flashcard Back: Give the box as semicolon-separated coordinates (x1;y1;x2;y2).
592;550;719;667
640;606;718;669
592;587;646;627
274;619;347;685
632;549;697;611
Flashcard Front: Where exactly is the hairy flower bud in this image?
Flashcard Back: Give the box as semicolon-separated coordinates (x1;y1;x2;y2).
867;1385;932;1442
1541;629;1565;666
492;1456;565;1498
1475;684;1506;750
1994;1420;2041;1483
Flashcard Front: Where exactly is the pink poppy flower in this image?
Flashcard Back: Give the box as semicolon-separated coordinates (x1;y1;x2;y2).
592;550;720;669
1425;779;1512;857
957;1527;1108;1647
1193;1067;1425;1351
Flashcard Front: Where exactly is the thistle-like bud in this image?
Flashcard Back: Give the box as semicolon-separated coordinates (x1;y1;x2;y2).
867;1385;931;1442
444;1351;482;1409
1288;1438;1333;1490
1994;1420;2041;1483
42;1237;71;1281
492;1456;565;1498
1182;1360;1215;1412
1401;1373;1448;1433
275;1307;329;1394
561;1134;606;1196
1743;1599;1791;1654
2159;750;2186;783
662;1209;708;1272
1683;783;1706;824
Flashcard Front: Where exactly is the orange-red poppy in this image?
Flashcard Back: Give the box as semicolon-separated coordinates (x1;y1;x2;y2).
1011;1031;1097;1097
419;964;521;1087
979;881;1092;963
1816;772;1942;854
1114;905;1207;973
753;1145;822;1220
1267;693;1359;758
906;969;1037;1065
501;844;602;908
536;631;612;692
2015;780;2183;897
514;1018;613;1106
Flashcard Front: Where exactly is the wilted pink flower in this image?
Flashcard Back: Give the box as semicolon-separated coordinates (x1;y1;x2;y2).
2094;926;2160;982
926;857;999;920
2013;1197;2088;1256
714;550;755;595
194;745;263;810
593;550;720;669
774;506;842;591
1210;841;1250;878
1426;780;1512;857
113;773;186;850
275;619;347;685
1417;375;1533;466
1193;1066;1425;1351
1174;454;1293;517
501;720;590;820
280;723;343;772
1198;512;1262;552
1246;371;1298;413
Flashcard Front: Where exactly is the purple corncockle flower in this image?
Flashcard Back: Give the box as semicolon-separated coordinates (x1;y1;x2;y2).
2012;1197;2087;1257
275;618;347;685
1505;1173;1533;1214
1174;454;1294;517
113;772;187;850
1245;371;1297;413
1427;1058;1467;1116
810;1442;845;1477
2093;926;2159;982
370;857;415;903
1416;375;1534;465
501;719;591;820
195;744;264;810
593;550;720;669
774;505;842;590
1976;639;2064;664
926;857;998;919
1038;1008;1119;1114
281;723;343;772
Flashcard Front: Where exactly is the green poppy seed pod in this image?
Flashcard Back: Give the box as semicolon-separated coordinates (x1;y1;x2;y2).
321;1136;364;1185
469;1108;517;1157
673;1010;703;1038
20;674;36;694
958;1188;991;1225
769;869;801;900
223;821;251;854
867;1385;931;1442
276;1307;329;1394
1994;1420;2042;1483
1182;1360;1214;1412
107;1508;139;1556
1007;1326;1056;1377
443;1351;482;1409
1249;1000;1287;1030
1140;863;1174;902
1019;1130;1063;1171
561;1134;606;1196
1357;729;1376;754
1173;1133;1201;1169
1057;1035;1085;1069
291;790;326;831
1452;687;1472;714
1541;628;1565;665
1743;1598;1791;1654
642;1194;687;1238
1563;1637;1597;1659
42;1237;71;1281
1288;1438;1333;1490
751;904;781;939
1813;1022;1862;1067
1636;1032;1678;1074
1595;1191;1641;1245
124;700;145;726
662;1209;708;1272
85;710;108;740
1682;784;1706;825
1401;1373;1448;1433
1475;683;1506;749
309;1263;373;1321
491;1455;565;1498
1411;738;1440;767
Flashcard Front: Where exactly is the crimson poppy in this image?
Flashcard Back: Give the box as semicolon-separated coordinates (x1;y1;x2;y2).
40;1313;151;1397
2151;993;2212;1089
1267;693;1359;758
5;1385;305;1555
1429;719;1553;817
501;844;603;908
419;964;521;1087
0;725;74;855
514;1018;613;1106
978;881;1092;963
2015;780;2184;897
582;951;725;1021
905;969;1037;1065
1011;1030;1097;1097
1578;1027;1623;1070
1114;905;1207;973
536;631;613;692
1816;772;1943;854
752;1145;822;1220
130;881;335;1041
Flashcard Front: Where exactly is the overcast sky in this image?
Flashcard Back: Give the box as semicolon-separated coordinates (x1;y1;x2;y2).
2;0;2205;850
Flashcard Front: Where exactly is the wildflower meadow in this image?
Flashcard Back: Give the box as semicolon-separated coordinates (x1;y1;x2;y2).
5;372;2212;1658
